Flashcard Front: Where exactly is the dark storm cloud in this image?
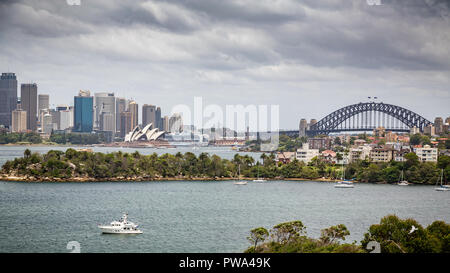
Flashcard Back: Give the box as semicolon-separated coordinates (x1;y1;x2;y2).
0;0;448;127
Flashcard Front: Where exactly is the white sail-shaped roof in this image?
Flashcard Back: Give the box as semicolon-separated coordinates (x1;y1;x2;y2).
149;131;165;140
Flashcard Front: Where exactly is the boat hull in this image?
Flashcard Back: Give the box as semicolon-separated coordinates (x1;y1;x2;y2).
98;226;143;234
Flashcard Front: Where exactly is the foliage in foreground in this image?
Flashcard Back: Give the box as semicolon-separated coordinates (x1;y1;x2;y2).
246;215;450;253
245;221;362;253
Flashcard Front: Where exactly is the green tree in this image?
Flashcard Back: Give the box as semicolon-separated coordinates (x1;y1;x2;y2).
247;227;269;252
271;221;306;243
320;224;350;245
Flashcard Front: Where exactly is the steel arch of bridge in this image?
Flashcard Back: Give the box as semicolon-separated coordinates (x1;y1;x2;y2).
306;102;432;136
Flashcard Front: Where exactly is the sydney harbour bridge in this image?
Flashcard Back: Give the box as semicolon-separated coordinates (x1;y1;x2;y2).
281;102;433;137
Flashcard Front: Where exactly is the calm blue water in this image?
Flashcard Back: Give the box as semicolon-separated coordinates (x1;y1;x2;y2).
0;146;449;253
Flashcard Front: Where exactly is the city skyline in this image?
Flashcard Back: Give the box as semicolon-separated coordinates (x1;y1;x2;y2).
0;0;449;129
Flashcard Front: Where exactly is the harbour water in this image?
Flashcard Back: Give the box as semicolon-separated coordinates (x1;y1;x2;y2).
0;146;449;253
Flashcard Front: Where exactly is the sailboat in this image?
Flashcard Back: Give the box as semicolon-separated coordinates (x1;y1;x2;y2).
234;164;247;185
435;169;449;191
397;170;409;186
253;163;266;182
334;163;354;188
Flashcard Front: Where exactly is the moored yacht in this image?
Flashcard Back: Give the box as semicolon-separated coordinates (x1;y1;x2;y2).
98;213;143;234
435;169;449;192
397;170;409;186
234;164;248;185
334;163;354;188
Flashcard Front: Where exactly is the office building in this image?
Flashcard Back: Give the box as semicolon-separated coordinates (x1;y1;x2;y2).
424;124;435;136
21;83;38;131
162;116;169;132
129;101;138;128
434;117;443;135
38;94;49;125
156;107;162;130
115;97;126;134
0;72;18;128
142;104;156;127
120;111;132;138
169;113;183;133
11;108;27;133
100;112;115;132
73;90;93;132
94;92;115;132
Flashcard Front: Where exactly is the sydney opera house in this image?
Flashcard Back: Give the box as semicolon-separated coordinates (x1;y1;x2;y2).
124;123;165;142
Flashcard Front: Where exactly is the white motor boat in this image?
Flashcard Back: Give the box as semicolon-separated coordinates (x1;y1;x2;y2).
98;213;143;234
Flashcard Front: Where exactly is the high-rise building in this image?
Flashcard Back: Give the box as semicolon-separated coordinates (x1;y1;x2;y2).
142;104;156;127
42;112;56;135
73;90;93;132
38;94;49;125
424;124;435;136
11;108;27;133
129;101;138;128
0;72;18;128
162;116;169;132
434;117;443;135
115;97;126;134
100;112;115;132
94;92;115;132
156;107;162;130
21;83;38;131
299;119;307;137
120;111;132;138
169;113;183;133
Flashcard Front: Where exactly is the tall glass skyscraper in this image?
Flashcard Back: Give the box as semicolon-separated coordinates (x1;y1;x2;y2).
73;90;93;132
21;83;38;131
0;73;18;128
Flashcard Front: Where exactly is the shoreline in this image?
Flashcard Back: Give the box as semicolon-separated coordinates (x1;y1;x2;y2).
0;174;383;183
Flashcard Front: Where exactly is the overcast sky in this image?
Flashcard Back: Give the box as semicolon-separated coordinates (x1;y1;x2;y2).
0;0;449;129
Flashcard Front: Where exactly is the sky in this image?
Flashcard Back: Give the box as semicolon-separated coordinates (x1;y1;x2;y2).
0;0;449;130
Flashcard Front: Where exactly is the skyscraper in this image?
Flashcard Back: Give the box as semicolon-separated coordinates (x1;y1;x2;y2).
169;113;183;133
162;116;169;132
156;106;162;130
94;92;115;131
11;108;27;133
120;111;132;138
434;117;443;135
0;73;18;128
142;104;156;127
73;90;93;132
115;97;126;134
21;83;38;131
38;94;49;125
129;101;138;129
